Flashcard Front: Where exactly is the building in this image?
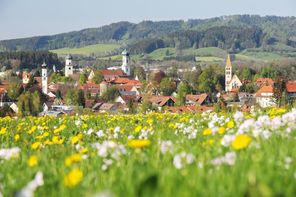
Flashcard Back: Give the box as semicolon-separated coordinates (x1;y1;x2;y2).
41;62;48;94
225;54;242;92
185;93;209;106
286;81;296;102
255;85;276;108
22;71;31;84
256;78;274;87
65;55;73;77
121;49;130;76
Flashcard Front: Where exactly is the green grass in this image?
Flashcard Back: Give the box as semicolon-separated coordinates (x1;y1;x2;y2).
50;43;121;56
0;109;296;196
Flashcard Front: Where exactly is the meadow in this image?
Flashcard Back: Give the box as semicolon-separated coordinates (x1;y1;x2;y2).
50;44;121;56
0;108;296;196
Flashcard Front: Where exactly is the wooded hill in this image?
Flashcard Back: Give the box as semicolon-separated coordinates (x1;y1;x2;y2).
0;15;296;55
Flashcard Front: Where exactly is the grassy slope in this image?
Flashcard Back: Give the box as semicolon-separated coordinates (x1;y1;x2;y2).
50;43;121;55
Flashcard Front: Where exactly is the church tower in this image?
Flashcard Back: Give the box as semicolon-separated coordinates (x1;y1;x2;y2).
121;49;130;76
41;62;48;95
225;54;232;92
65;54;73;77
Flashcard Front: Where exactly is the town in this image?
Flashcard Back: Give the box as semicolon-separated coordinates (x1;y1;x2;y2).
0;49;295;117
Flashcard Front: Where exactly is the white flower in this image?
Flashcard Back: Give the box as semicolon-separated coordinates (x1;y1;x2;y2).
233;111;244;123
160;140;173;155
173;152;195;169
221;135;235;147
0;147;21;160
96;130;105;138
211;152;236;166
16;172;44;197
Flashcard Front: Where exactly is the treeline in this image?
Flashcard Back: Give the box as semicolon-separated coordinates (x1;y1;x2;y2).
0;51;62;70
1;15;296;52
129;26;263;54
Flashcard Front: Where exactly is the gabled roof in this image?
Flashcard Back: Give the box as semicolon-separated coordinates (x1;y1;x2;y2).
101;69;125;76
186;93;208;105
255;85;273;97
167;106;213;113
149;96;176;107
256;78;274;86
286;82;296;93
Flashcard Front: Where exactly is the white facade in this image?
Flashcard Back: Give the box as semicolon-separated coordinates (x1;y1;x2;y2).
41;62;48;94
225;55;242;92
256;96;276;108
121;49;130;76
65;55;73;77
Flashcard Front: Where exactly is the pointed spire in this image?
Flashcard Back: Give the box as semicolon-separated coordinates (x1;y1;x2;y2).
226;54;232;68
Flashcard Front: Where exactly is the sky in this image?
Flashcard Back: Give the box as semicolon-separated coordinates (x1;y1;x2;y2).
0;0;295;41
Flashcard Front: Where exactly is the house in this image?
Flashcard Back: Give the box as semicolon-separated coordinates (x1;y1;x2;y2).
286;81;296;102
185;93;209;106
255;85;276;108
167;106;213;113
39;111;65;117
256;78;274;87
116;84;140;96
22;71;31;84
149;96;175;107
81;82;100;97
101;69;126;81
92;103;118;113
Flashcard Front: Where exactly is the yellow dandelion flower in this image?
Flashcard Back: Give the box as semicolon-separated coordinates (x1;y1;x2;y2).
218;127;226;135
71;134;83;144
52;136;64;144
203;139;214;146
134;126;142;133
27;155;38;167
232;134;252;150
64;168;83;187
65;153;82;166
31;141;42;150
54;124;67;134
27;126;37;134
227;120;235;129
14;134;20;141
128;139;151;149
0;127;7;135
203;128;212;136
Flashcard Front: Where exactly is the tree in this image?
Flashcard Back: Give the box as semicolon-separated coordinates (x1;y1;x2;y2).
65;90;78;106
79;73;87;85
101;87;120;102
93;70;104;84
160;77;176;96
133;67;146;81
198;67;216;93
77;90;86;107
7;78;23;100
17;91;41;116
176;82;191;106
273;78;286;107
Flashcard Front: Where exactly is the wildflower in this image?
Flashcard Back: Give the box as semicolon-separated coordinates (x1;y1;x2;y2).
31;142;42;150
128;139;151;149
53;124;66;134
218;127;226;135
65;153;83;166
211;152;236;166
203;128;212;136
160;140;173;154
14;134;20;141
27;155;38;167
16;172;44;197
64;168;83;187
71;134;83;144
227;120;235;129
27;126;37;135
0;127;7;135
134;125;142;133
173;152;195;169
0;147;21;160
231;134;251;150
52;136;64;144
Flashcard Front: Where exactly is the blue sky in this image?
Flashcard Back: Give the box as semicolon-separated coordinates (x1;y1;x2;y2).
0;0;295;40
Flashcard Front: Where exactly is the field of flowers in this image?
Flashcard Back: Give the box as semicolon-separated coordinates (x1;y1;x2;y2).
0;108;296;197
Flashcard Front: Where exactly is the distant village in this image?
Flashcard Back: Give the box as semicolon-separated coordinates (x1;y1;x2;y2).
0;49;295;116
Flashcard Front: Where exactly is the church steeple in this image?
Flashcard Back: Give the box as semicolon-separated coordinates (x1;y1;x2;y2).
225;54;233;92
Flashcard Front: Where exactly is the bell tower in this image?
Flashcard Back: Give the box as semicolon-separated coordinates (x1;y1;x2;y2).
41;62;48;94
225;54;232;92
121;49;130;76
65;54;73;77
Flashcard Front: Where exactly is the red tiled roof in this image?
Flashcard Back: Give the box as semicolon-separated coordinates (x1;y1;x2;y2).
149;96;176;107
101;69;125;76
256;78;274;86
286;82;296;93
0;81;9;93
255;85;273;97
186;93;208;105
116;84;134;92
167;106;213;113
